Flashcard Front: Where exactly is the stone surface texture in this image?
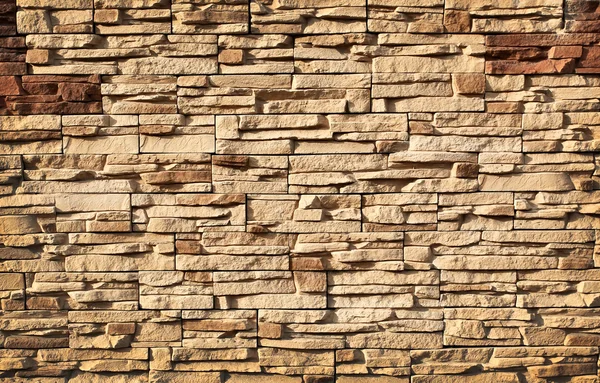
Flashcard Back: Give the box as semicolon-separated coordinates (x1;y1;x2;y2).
1;0;600;382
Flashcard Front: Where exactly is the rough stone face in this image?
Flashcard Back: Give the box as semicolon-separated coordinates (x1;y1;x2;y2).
3;1;600;382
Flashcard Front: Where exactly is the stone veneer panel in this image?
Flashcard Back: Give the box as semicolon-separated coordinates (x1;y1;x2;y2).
1;0;600;382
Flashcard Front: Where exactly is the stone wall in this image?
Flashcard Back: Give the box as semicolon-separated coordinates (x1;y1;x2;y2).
1;0;600;382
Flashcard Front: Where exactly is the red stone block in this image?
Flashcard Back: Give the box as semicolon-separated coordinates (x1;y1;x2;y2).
578;46;600;67
487;33;600;47
58;82;101;102
486;59;577;74
548;46;584;58
2;75;103;115
0;75;20;95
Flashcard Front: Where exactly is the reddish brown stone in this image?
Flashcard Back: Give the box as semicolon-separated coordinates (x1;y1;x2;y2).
486;33;600;47
0;75;20;95
548;45;583;58
0;62;25;75
58;82;101;102
2;74;103;115
21;82;59;95
486;59;577;74
579;46;600;67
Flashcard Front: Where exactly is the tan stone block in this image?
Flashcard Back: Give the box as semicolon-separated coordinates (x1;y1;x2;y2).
26;49;51;65
294;272;327;293
0;274;24;290
453;73;486;94
95;9;121;24
219;49;245;64
150;347;172;371
258;322;283;339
